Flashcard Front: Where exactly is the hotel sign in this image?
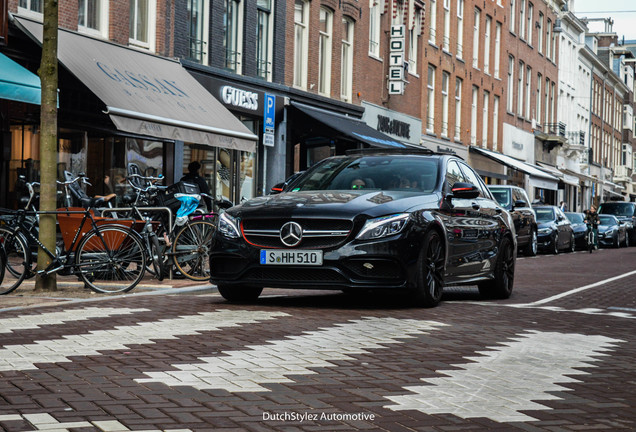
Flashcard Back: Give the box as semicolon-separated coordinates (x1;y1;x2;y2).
388;25;405;95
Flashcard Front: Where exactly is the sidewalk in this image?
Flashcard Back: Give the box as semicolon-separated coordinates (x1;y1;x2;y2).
0;274;216;311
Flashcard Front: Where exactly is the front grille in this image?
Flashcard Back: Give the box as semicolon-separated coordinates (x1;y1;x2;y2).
242;218;353;249
243;267;347;283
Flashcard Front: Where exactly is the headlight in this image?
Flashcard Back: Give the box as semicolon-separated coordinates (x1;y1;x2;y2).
607;228;617;235
356;214;410;241
218;212;241;239
538;228;551;235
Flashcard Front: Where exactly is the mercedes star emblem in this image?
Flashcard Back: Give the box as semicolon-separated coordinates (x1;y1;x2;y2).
280;221;303;247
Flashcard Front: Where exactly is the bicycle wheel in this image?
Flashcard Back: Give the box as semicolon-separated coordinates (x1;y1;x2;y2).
76;225;146;293
0;227;31;295
171;220;215;281
147;233;165;281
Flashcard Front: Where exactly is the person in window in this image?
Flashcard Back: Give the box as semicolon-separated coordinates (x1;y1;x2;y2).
181;161;212;211
351;178;366;190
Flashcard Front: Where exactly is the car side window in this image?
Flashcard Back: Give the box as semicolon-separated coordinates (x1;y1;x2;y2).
445;160;466;192
511;188;522;204
458;163;486;198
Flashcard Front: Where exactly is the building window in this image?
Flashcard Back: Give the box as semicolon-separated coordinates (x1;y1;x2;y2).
527;3;533;46
536;73;542;123
456;0;464;58
129;0;156;50
18;0;42;16
79;0;108;37
369;0;381;57
510;0;515;33
544;77;550;125
484;16;491;74
442;71;450;137
427;65;436;132
482;90;489;147
550;81;555;124
551;25;557;61
429;0;437;44
256;0;274;80
223;0;243;72
443;0;451;51
455;77;463;140
340;17;354;102
493;95;500;149
473;8;480;68
507;56;515;112
494;22;501;78
471;86;478;145
294;0;309;88
318;7;333;96
525;66;531;119
546;19;552;59
538;13;544;54
408;10;422;74
517;61;524;116
519;0;525;40
187;0;208;64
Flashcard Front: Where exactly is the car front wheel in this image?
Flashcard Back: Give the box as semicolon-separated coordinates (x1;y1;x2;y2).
552;234;559;254
412;230;445;308
478;236;515;300
524;229;538;256
568;233;576;253
217;284;263;302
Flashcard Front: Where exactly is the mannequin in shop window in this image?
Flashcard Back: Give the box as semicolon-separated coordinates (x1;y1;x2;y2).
181;161;212;211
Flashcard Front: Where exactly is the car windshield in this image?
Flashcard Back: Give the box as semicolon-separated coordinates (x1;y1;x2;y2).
489;188;510;208
565;213;584;224
599;203;635;216
289;155;440;192
534;207;555;222
598;215;617;226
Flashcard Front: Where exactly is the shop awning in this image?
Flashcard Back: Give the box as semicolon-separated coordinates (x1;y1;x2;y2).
535;162;580;186
293;102;409;149
470;146;559;190
15;17;257;152
0;52;41;105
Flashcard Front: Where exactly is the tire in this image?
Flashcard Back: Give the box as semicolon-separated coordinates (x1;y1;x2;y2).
217;284;263;302
76;225;146;294
411;230;445;308
552;234;559;255
478;236;515;299
0;227;31;295
523;229;538;256
172;220;215;281
147;233;164;281
568;233;576;253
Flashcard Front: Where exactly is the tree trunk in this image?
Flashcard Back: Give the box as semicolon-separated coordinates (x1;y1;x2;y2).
34;0;59;291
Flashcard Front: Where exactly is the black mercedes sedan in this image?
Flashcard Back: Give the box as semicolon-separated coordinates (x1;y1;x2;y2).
565;212;589;250
210;149;517;307
534;205;575;254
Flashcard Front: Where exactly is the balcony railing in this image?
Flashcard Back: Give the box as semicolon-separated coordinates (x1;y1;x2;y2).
545;122;566;137
187;37;207;63
614;165;633;182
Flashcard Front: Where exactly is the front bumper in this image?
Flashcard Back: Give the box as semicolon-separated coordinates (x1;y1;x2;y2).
597;231;617;246
209;232;421;291
537;233;555;250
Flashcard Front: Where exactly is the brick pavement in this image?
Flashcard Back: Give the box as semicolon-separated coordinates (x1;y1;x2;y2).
0;248;635;431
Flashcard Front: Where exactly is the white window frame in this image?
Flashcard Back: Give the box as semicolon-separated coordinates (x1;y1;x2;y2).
507;56;515;112
538;12;544;54
443;0;451;51
536;73;542;123
318;7;333;96
472;8;480;69
494;22;501;78
427;65;436;133
408;10;422;75
510;0;515;33
519;0;526;40
340;16;354;102
293;0;309;89
223;0;243;73
187;0;210;65
369;0;381;57
525;66;531;119
527;2;533;46
429;0;437;44
471;85;478;145
78;0;109;38
493;95;500;149
18;0;42;19
546;19;552;59
482;90;489;148
517;61;524;116
484;16;491;74
256;0;274;79
129;0;157;52
455;77;463;140
456;0;464;58
442;71;450;137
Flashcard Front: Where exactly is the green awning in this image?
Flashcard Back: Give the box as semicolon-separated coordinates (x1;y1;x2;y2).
0;52;41;105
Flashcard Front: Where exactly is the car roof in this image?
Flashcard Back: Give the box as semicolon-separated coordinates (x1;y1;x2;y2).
344;148;462;160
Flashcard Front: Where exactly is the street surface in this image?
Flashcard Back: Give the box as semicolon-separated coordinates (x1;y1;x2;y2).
1;247;635;431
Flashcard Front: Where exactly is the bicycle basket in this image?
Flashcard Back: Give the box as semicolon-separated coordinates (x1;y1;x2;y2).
154;181;200;213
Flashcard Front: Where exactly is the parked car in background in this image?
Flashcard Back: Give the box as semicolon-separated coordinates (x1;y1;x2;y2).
598;202;636;246
565;212;589;250
211;149;517;308
597;214;628;248
533;205;575;254
488;185;537;256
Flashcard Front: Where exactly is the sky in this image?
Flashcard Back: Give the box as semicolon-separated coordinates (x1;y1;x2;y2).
572;0;636;41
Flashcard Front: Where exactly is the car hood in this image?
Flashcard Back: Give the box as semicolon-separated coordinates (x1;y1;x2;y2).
598;224;617;233
228;190;442;219
570;223;587;233
537;221;557;229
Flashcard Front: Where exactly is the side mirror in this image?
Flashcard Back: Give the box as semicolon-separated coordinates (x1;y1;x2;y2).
449;182;480;199
270;183;284;194
216;199;234;210
512;200;528;209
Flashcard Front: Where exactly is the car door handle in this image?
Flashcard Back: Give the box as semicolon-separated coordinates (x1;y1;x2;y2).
472;202;480;210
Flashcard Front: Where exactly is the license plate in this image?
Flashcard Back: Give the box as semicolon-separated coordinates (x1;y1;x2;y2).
260;249;323;266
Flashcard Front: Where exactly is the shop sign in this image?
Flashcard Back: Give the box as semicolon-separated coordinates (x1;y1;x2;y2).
221;85;259;111
388;25;405;95
361;101;421;146
263;93;276;147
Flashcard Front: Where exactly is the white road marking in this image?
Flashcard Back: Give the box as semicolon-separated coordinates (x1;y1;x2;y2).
0;307;149;334
0;309;287;371
385;330;623;422
136;318;448;392
0;413;192;431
